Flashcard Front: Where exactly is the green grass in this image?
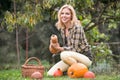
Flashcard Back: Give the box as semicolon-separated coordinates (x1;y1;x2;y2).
0;60;119;80
0;69;120;80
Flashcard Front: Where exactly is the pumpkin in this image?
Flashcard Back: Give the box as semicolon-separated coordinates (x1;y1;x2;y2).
49;34;59;54
67;63;88;78
53;68;63;77
31;71;43;79
84;71;95;79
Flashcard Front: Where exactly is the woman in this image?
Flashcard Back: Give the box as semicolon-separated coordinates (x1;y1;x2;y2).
47;4;93;76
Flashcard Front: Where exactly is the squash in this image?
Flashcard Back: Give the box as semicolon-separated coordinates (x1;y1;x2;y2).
50;34;58;43
49;34;59;54
61;51;92;67
67;63;88;78
47;61;69;76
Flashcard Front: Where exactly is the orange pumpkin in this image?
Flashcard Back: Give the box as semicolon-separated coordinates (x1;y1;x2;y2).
49;34;59;54
67;63;88;78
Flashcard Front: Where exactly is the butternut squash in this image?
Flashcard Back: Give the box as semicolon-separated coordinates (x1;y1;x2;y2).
49;34;59;54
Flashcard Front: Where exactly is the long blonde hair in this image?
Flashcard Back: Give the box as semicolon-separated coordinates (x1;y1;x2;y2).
55;4;81;30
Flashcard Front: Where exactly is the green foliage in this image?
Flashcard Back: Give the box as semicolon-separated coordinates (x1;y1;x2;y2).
87;27;109;43
82;18;112;63
91;61;111;73
108;21;117;30
3;0;43;32
4;11;16;32
91;42;112;63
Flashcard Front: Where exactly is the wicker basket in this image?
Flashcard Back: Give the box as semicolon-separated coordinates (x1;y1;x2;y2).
21;57;44;78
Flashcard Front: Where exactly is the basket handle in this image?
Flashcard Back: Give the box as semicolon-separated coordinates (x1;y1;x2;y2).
24;57;42;66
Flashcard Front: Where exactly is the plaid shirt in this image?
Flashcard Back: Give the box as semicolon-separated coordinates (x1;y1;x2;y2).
60;24;90;53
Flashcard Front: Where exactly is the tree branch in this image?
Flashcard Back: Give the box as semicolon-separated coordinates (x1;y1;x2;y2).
84;1;116;32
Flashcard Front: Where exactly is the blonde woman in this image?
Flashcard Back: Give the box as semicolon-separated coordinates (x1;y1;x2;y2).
47;4;93;76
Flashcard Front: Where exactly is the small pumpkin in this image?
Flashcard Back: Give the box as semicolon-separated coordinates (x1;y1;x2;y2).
53;68;63;77
67;63;88;78
49;34;59;54
84;71;95;79
31;71;43;79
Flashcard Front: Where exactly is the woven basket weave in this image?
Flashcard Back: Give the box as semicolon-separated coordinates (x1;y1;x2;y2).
21;57;44;78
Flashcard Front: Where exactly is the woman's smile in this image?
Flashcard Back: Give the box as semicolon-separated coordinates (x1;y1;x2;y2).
61;8;72;24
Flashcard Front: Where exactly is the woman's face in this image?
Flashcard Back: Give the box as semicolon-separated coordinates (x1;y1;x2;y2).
60;8;72;24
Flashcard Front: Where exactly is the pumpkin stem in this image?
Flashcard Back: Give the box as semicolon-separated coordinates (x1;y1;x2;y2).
70;72;74;75
58;68;60;70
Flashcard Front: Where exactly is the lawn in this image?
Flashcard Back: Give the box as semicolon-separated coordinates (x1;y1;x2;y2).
0;60;119;80
0;69;120;80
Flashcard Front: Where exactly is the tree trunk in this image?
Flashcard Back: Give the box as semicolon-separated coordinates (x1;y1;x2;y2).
16;27;20;67
26;28;28;60
14;0;20;68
